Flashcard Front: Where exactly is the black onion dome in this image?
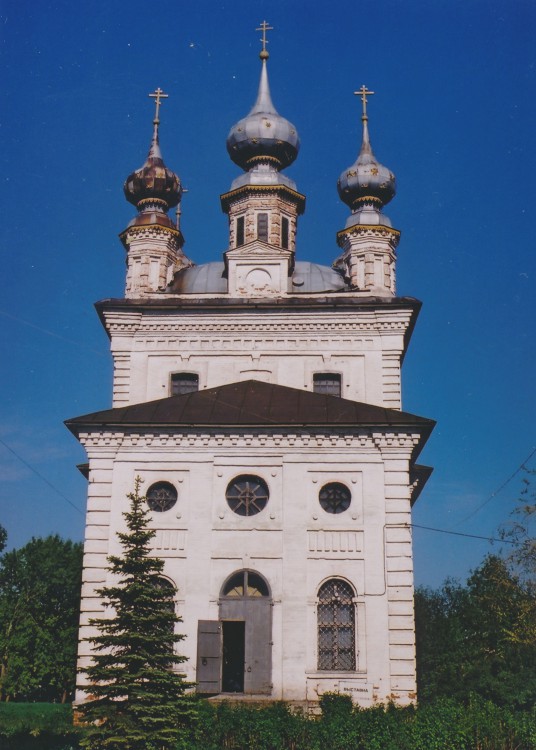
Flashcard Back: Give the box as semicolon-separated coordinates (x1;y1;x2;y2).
124;124;182;209
337;119;396;209
226;57;300;171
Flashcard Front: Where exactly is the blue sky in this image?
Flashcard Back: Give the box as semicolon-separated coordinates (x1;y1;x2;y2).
1;0;534;588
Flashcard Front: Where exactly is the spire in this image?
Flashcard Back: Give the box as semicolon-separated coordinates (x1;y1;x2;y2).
147;87;167;160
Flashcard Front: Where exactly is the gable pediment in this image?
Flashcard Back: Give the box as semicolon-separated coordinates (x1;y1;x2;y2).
225;239;292;260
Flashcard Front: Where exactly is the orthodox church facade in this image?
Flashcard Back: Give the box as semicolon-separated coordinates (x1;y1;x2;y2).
67;33;434;708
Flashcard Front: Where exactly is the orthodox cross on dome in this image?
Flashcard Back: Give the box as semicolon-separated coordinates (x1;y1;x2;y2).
149;87;169;124
256;20;273;59
354;85;375;121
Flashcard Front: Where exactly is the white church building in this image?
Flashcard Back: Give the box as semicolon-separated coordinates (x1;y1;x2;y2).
67;32;434;708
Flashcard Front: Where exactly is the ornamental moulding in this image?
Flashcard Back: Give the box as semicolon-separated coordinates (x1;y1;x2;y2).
336;225;401;241
121;224;181;240
107;320;410;336
78;429;422;452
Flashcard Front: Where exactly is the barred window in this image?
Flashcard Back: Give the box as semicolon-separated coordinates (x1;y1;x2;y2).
171;372;199;396
226;475;269;517
146;481;178;512
317;579;356;671
319;482;351;514
313;373;341;397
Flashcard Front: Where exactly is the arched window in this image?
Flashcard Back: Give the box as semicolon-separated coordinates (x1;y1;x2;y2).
221;570;270;598
317;579;356;671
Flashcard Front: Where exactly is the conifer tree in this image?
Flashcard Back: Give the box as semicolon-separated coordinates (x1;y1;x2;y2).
79;477;196;750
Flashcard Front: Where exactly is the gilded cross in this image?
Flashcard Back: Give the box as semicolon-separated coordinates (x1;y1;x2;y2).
149;87;169;123
354;85;375;120
256;20;273;54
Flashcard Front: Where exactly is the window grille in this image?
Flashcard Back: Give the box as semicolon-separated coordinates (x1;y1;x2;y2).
257;213;269;242
171;372;199;395
318;579;356;671
146;481;178;512
319;482;351;514
226;475;269;516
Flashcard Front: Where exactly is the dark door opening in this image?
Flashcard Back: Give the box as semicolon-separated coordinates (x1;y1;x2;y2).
221;621;245;693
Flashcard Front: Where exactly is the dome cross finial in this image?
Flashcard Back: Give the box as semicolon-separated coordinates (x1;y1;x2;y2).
149;87;168;124
354;85;375;121
256;20;273;59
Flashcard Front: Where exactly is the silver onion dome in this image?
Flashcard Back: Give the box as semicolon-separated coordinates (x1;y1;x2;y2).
226;51;300;172
337;89;395;226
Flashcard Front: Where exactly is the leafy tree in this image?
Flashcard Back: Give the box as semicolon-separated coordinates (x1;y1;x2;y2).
0;535;83;702
501;467;536;591
79;477;196;750
0;525;6;554
415;554;536;709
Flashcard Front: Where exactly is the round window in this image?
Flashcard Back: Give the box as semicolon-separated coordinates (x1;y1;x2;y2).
319;482;351;514
226;475;269;516
146;481;178;512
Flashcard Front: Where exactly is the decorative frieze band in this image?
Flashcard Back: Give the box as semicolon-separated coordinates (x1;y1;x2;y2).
106;319;410;335
78;429;422;452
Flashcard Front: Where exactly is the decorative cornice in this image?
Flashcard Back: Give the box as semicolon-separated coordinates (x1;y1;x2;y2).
119;224;181;241
104;318;413;336
220;183;306;212
337;224;401;244
76;428;424;453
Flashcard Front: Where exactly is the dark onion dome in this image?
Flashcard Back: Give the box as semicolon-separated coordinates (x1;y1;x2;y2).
337;117;396;211
124;122;182;211
226;52;300;172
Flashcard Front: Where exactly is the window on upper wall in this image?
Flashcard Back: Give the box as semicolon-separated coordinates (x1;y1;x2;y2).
146;482;178;512
257;212;269;242
281;216;289;249
236;216;245;247
171;372;199;396
313;373;342;397
317;579;356;671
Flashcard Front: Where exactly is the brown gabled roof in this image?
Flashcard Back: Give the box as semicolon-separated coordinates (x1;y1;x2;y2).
66;379;434;435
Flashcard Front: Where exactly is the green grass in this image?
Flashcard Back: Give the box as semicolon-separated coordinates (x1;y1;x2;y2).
0;703;82;749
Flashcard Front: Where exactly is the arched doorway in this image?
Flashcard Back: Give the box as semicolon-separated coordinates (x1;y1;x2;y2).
196;570;272;695
219;570;272;694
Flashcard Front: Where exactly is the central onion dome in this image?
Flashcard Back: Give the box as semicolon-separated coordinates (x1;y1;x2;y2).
337;91;396;227
124;114;182;230
226;49;300;172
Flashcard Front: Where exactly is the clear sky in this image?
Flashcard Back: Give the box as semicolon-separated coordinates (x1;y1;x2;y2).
1;0;534;588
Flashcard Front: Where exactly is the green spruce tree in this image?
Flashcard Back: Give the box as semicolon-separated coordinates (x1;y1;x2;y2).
79;477;196;750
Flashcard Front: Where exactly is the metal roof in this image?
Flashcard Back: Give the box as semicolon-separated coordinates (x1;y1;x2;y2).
66;379;435;435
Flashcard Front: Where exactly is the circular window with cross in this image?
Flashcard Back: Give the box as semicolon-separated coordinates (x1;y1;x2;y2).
225;475;269;516
319;482;351;514
146;481;178;512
